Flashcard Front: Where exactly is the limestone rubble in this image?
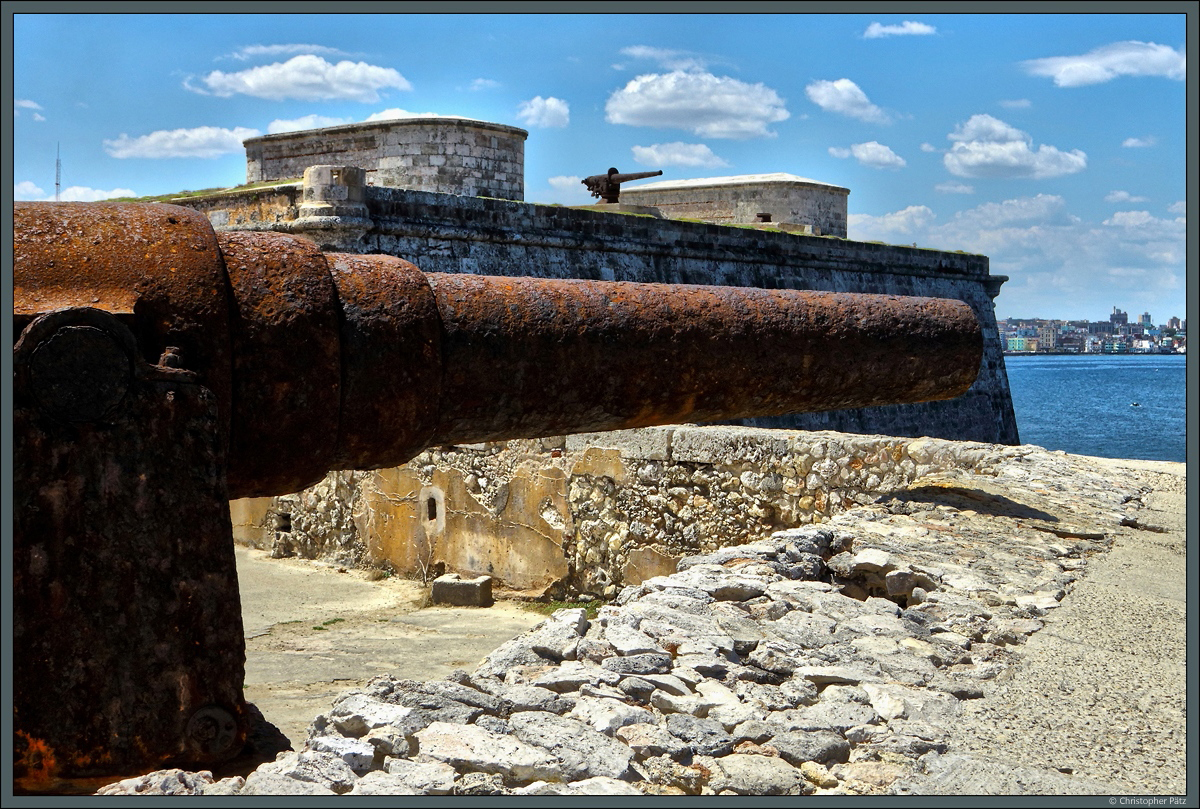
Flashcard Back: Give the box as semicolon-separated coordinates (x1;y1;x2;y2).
97;442;1186;796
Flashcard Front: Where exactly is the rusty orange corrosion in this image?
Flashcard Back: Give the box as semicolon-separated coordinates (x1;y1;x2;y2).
15;201;983;499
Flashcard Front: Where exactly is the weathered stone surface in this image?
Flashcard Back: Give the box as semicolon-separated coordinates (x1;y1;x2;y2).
382;757;459;794
789;684;882;732
477;681;574;714
616;722;692;761
768;731;848;768
473;639;554;679
604;623;663;656
525;608;589;661
347;771;420;795
240;771;337;795
569;695;655;735
601;652;672;675
532;660;622;692
259;751;359;794
308;735;377;773
414;722;562;784
96;769;216;795
664;714;736;757
635;754;707;794
509;710;635;780
696;680;765;730
326;692;420;738
696;752;808;795
451;771;510;795
431;573;494;607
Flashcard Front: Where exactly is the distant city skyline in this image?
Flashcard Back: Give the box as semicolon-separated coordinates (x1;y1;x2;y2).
1003;305;1186;326
11;10;1188;322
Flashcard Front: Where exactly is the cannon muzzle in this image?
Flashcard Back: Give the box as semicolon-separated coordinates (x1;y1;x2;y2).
13;201;981;778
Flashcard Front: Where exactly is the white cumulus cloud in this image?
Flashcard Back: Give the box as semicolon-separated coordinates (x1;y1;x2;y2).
57;185;140;201
364;108;459;122
943;114;1086;179
920;142;937;153
805;79;889;124
829;141;905;169
469;78;501;91
1167;201;1185;215
936;182;974;194
549;176;582;191
1105;190;1148;203
226;44;350;61
14;180;46;199
606;70;789;139
863;21;936;38
1103;210;1157;228
1022;41;1186;87
14;180;136;201
267;114;353;134
189;55;411;102
632;142;728;168
619;45;709;71
540;175;593;205
1122;135;1157;148
850;194;1185;319
998;98;1031;109
849;205;935;238
15;98;43;117
517;96;570;128
104;126;261;159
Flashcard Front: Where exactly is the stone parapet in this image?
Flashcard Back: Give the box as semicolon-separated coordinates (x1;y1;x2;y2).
236;427;1035;597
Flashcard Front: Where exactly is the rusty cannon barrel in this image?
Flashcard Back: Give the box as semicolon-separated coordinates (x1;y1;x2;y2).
15;202;982;497
581;167;664;203
13;201;981;780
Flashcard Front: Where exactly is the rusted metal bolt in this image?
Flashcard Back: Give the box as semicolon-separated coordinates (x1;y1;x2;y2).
185;706;239;757
158;346;184;368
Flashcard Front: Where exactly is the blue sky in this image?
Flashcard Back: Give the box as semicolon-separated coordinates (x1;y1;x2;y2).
10;10;1190;323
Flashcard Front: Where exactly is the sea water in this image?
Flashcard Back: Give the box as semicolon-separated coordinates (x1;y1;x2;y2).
1003;354;1187;463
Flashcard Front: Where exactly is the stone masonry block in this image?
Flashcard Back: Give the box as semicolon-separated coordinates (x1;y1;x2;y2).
432;573;494;607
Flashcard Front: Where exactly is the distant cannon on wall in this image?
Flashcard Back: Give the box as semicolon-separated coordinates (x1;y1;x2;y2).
13;201;982;778
581;167;664;203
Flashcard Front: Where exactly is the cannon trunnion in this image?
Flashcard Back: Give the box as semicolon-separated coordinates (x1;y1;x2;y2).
13;202;983;779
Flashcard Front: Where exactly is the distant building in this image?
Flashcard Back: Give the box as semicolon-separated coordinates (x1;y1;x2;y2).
1038;322;1061;350
620;173;851;237
243;117;529;201
1139;312;1153;327
1110;307;1128;325
1167;316;1181;330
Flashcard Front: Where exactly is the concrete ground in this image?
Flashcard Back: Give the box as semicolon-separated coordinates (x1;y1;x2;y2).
899;457;1189;795
234;548;544;754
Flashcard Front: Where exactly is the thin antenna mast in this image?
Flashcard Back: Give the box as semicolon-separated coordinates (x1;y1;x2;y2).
55;143;61;202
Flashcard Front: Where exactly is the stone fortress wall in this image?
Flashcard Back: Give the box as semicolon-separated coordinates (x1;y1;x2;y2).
621;173;850;237
231;426;1011;598
244;118;528;201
